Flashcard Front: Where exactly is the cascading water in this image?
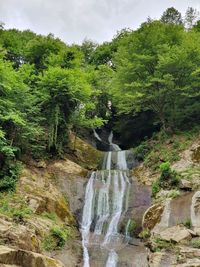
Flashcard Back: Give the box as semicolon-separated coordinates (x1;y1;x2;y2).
81;132;131;267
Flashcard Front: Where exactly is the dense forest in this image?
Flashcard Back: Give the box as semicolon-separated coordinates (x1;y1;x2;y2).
0;7;199;191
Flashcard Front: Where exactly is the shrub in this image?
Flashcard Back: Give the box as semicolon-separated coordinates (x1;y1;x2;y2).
159;162;180;189
152;180;160;196
160;162;170;172
139;228;151;239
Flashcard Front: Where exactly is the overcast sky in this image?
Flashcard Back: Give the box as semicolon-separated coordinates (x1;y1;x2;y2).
0;0;200;44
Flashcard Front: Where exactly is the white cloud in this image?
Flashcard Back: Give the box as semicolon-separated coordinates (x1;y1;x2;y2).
0;0;200;44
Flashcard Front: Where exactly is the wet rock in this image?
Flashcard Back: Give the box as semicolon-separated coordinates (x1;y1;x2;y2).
0;245;64;267
157;225;192;243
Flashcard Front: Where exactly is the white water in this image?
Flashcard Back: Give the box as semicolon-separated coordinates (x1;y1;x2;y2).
93;129;102;142
106;250;118;267
81;131;130;267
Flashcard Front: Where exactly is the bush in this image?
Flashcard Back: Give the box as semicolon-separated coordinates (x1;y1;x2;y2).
152;180;160;196
133;141;149;161
42;226;72;251
160;162;170;172
138;228;151;239
159;162;180;189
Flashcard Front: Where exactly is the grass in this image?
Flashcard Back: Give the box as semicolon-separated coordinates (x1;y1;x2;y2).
152;238;175;252
190;239;200;248
182;218;192;229
0;192;33;221
42;212;58;222
168;189;180;199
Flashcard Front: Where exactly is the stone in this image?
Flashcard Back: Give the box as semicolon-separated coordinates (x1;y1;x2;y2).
179;246;200;258
180;179;193;190
0;245;64;267
158;225;192;243
36;161;47;168
149;251;177;267
175;258;200;267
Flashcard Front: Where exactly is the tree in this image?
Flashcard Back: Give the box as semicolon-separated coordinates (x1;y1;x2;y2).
161;7;183;25
38;66;92;154
111;21;199;131
184;7;199;29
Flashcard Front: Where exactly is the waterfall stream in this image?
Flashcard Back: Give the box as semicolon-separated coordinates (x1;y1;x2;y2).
81;132;131;267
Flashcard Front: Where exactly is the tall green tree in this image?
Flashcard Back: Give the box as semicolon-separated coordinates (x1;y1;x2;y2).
161;7;183;25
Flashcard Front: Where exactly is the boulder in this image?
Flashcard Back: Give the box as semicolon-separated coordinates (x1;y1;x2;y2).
179;179;193;190
0;245;64;267
179;245;200;258
157;225;192;243
142;204;164;230
149;251;177;267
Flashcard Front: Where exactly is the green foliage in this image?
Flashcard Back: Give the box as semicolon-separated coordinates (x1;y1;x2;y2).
159;162;180;189
12;207;33;222
159;162;170;172
138;228;151;239
182;218;192;229
42;212;58;222
0;192;33;220
152;238;175;252
152;162;180;196
168;189;180;199
133;141;149;161
42;226;72;251
161;7;183;25
126;219;137;237
152;180;160;197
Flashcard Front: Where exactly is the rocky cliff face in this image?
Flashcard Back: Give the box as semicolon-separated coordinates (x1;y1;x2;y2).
141;134;200;267
0;136;102;267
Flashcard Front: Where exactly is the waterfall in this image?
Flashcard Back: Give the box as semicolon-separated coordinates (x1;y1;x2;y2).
81;131;131;267
93;129;102;142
